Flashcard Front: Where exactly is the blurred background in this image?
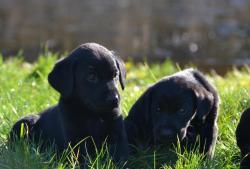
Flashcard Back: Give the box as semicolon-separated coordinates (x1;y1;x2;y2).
0;0;250;73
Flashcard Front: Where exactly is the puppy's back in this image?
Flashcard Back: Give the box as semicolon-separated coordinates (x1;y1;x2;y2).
236;108;250;156
9;114;40;140
9;106;65;149
167;69;218;99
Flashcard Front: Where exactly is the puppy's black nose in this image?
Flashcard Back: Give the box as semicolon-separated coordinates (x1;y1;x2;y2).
106;94;119;106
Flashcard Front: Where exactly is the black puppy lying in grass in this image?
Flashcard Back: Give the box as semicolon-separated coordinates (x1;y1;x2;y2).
125;68;219;158
9;43;128;163
236;108;250;169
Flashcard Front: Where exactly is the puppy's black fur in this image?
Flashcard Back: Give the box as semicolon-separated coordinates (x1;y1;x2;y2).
125;69;219;158
10;43;128;161
240;153;250;169
236;108;250;168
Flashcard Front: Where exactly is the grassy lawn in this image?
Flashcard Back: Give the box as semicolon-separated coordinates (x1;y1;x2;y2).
0;52;249;168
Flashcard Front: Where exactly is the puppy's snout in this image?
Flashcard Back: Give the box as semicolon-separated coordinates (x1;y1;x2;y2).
106;94;119;107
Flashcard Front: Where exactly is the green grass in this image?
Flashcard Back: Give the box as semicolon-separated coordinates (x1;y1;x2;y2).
0;52;250;168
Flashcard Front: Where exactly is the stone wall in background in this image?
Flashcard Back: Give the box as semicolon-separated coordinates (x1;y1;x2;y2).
0;0;250;69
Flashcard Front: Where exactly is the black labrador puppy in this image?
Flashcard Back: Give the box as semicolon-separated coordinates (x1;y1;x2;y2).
10;43;128;162
236;108;250;168
125;69;219;158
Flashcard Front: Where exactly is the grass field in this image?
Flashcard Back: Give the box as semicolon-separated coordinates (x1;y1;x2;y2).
0;52;250;169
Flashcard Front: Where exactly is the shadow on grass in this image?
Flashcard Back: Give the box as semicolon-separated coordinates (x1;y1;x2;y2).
0;136;128;169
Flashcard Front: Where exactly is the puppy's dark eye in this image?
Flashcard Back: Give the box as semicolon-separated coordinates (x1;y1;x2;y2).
87;66;98;83
86;73;98;83
156;106;161;112
178;108;186;115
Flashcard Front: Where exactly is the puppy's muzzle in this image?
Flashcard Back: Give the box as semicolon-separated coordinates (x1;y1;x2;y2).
155;127;187;144
158;128;177;142
105;94;119;108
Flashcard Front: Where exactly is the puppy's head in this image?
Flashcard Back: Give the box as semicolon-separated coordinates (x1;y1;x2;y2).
140;75;214;144
149;80;197;143
48;43;126;113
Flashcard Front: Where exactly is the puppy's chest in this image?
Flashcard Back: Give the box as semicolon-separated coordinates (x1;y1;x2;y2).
66;117;108;144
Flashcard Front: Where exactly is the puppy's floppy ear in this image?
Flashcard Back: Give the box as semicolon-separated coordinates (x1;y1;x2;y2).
192;70;217;123
48;56;75;98
126;87;153;135
195;90;214;122
112;53;126;90
125;88;153;145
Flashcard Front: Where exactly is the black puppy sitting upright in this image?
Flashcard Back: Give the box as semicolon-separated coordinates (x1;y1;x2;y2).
125;69;219;158
10;43;128;161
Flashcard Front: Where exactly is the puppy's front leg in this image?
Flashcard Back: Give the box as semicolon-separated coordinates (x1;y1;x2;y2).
105;115;129;162
199;122;218;158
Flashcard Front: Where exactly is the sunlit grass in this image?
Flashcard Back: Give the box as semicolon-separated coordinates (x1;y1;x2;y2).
0;53;249;168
